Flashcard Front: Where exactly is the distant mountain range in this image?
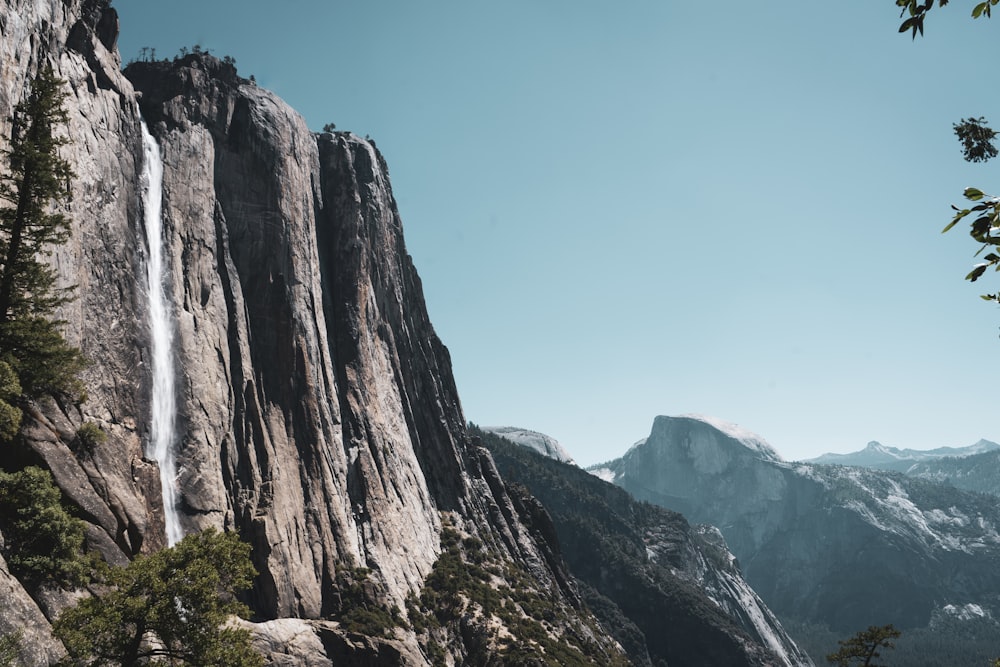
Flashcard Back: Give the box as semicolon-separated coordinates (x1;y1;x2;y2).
806;439;1000;497
904;449;1000;496
805;439;1000;472
578;414;1000;665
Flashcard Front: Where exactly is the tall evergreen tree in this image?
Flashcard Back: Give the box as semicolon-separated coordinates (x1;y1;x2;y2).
0;66;85;399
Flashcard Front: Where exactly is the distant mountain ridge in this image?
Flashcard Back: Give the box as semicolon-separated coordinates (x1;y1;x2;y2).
588;414;1000;657
806;439;1000;471
899;448;1000;497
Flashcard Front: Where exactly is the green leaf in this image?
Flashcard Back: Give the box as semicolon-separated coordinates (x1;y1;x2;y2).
967;264;988;282
943;208;971;232
973;2;987;18
965;187;986;200
971;215;993;239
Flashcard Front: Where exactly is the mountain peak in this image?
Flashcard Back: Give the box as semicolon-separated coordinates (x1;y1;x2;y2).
864;441;899;455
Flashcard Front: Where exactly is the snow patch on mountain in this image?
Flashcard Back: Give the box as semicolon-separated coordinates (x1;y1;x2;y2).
941;603;991;621
588;467;616;483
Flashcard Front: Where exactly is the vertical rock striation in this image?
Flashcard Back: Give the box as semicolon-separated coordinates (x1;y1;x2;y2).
0;3;627;663
122;54;546;619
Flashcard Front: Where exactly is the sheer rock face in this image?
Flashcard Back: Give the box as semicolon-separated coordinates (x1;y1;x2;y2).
0;4;620;662
123;55;453;617
118;51;572;620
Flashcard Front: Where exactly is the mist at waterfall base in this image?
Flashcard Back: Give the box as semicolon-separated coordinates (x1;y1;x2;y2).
139;120;183;547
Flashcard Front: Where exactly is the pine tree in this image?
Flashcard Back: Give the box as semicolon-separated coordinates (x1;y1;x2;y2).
0;466;91;587
0;66;85;399
826;624;901;667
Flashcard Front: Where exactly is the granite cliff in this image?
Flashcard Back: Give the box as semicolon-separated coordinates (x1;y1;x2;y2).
0;1;625;663
0;1;822;664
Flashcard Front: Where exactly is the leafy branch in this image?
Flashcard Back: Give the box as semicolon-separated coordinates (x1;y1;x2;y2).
943;187;1000;301
894;0;996;37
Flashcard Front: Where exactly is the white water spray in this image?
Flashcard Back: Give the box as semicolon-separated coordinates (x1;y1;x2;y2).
140;120;183;546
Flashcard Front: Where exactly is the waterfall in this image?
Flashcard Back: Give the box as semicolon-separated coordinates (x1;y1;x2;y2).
139;119;183;547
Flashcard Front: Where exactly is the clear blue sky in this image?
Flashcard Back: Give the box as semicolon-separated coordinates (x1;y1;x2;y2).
115;1;1000;465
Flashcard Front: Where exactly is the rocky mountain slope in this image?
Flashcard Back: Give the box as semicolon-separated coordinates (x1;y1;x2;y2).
591;415;1000;652
480;426;813;667
0;1;628;663
806;439;1000;472
808;439;1000;497
903;449;1000;496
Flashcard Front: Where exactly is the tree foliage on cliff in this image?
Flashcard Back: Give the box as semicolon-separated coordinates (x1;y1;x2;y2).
54;529;262;667
826;624;901;666
0;66;85;401
0;631;20;667
0;466;90;588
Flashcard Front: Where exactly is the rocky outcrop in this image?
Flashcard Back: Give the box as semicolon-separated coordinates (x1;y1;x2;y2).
239;618;426;667
0;549;65;666
595;415;1000;642
0;1;627;663
482;425;577;464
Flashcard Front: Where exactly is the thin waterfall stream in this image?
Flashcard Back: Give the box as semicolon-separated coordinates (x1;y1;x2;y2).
139;119;183;546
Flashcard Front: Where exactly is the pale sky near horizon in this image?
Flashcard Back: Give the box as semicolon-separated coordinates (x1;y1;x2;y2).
114;1;1000;466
